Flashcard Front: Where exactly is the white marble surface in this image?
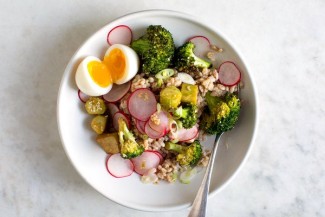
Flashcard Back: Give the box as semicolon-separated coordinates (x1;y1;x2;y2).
1;0;324;216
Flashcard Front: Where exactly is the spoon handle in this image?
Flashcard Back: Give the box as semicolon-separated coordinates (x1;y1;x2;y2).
188;134;222;217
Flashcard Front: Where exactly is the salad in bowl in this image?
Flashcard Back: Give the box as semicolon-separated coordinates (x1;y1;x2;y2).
76;24;241;183
57;10;257;211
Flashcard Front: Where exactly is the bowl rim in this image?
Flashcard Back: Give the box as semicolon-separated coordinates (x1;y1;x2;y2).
57;9;259;212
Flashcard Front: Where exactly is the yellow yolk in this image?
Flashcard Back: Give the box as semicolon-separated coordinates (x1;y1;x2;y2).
87;61;112;87
103;48;126;82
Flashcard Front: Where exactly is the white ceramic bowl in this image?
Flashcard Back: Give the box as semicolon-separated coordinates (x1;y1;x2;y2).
57;10;258;212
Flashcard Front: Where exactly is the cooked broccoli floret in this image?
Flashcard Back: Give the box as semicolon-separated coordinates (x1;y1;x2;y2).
131;25;175;74
201;92;240;135
173;104;198;129
118;118;144;159
174;41;212;73
165;141;202;166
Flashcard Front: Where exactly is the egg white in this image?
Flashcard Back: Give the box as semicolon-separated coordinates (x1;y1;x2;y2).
104;44;139;84
75;56;112;96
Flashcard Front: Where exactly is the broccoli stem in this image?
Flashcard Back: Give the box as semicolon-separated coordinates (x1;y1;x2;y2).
118;118;136;143
165;142;185;153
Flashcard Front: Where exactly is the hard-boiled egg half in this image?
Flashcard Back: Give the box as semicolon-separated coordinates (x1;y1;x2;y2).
75;44;139;96
75;56;113;96
103;44;139;85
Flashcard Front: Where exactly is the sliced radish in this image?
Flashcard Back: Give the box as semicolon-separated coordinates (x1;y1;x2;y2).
188;35;211;58
170;125;199;142
164;112;172;133
78;89;89;103
145;121;165;139
178;126;199;142
103;82;131;103
218;61;241;86
131;151;160;175
107;25;133;45
148;111;169;134
127;88;157;121
135;119;146;135
180;126;200;143
146;150;164;163
106;154;134;178
106;102;119;117
113;111;130;131
177;72;196;85
148;121;163;133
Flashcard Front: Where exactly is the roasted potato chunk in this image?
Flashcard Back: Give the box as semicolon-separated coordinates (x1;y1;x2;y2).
96;133;119;154
160;86;182;110
91;115;108;134
181;83;198;105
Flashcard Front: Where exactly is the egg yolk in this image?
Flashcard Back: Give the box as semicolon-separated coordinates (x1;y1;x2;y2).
103;48;126;82
87;61;112;87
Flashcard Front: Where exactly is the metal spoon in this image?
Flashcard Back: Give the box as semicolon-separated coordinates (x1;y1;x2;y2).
189;84;240;217
188;133;223;217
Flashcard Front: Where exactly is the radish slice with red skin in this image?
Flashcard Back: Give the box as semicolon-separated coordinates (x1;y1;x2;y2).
103;82;131;103
106;102;119;117
164;112;172;133
146;150;164;163
218;61;241;86
78;89;89;103
127;88;157;121
144;121;165;139
178;125;199;142
106;154;134;178
107;25;133;45
135;119;146;135
188;35;211;58
154;152;164;163
170;125;199;142
183;130;200;143
113;111;130;131
148;111;169;133
131;151;161;175
148;120;165;133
